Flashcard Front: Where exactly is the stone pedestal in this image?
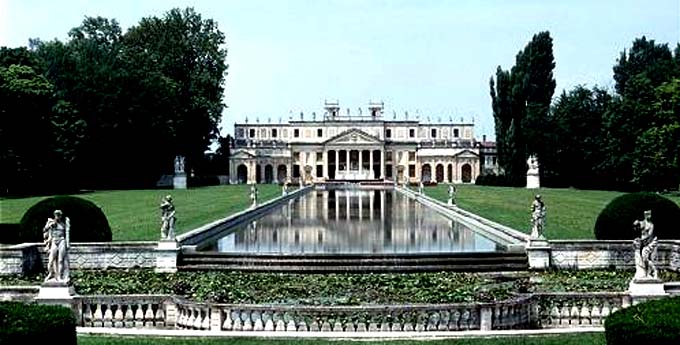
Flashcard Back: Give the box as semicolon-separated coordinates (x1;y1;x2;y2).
629;279;667;304
36;281;75;307
155;240;180;273
526;239;551;270
526;173;540;189
173;174;187;189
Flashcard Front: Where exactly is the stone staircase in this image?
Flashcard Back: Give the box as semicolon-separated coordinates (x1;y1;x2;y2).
178;251;529;272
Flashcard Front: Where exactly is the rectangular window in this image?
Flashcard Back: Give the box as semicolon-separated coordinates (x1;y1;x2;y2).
386;164;393;178
386;129;392;138
316;165;323;177
409;129;415;138
408;164;416;177
317;152;323;161
293;165;300;178
431;128;437;138
249;128;255;138
408;152;416;161
453;129;459;138
294;129;300;138
317;128;323;137
272;128;278;138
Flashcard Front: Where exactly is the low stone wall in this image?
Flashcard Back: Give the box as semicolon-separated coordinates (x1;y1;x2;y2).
548;240;680;271
0;242;158;275
177;185;313;248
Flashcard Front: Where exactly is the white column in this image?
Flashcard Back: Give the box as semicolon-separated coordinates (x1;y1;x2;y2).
380;150;385;179
323;151;328;179
358;150;363;174
369;150;373;179
358;193;363;220
346;150;350;171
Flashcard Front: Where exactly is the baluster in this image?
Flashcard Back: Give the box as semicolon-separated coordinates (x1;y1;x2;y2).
155;306;165;328
560;304;570;326
242;310;252;331
437;310;449;331
254;312;264;331
223;309;233;330
590;304;601;325
601;302;611;318
461;309;471;330
82;304;93;327
579;303;591;325
114;304;124;328
449;309;461;331
187;308;196;329
309;319;320;332
124;304;134;328
145;304;155;327
201;308;210;330
322;320;333;332
570;304;580;326
177;307;186;328
103;304;113;327
93;304;104;327
549;305;560;326
233;310;243;331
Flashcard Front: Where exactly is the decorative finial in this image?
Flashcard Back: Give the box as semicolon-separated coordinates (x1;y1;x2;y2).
393;110;397;120
245;116;249;124
300;111;303;121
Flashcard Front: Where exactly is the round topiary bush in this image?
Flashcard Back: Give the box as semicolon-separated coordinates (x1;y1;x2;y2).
605;296;680;345
18;196;112;243
594;192;680;240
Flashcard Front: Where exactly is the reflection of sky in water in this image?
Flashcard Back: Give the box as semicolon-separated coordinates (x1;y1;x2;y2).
206;190;502;254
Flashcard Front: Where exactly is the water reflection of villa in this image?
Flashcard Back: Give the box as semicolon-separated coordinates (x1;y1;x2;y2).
229;101;498;184
215;190;500;254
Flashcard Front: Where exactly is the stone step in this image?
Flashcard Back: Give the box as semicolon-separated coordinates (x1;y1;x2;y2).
178;262;528;273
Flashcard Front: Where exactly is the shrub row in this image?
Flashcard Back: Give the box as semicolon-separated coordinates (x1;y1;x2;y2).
594;192;680;240
0;301;76;344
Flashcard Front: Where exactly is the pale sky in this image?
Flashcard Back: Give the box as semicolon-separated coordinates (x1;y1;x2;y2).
1;0;678;140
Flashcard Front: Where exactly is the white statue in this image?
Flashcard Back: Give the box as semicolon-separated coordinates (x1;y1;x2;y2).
250;184;259;207
160;195;176;240
174;156;185;174
282;179;289;196
43;210;70;283
530;194;546;239
633;210;658;280
418;181;424;194
527;155;539;174
526;155;540;189
448;184;457;206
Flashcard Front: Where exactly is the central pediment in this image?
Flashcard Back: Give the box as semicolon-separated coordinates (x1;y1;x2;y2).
324;128;383;145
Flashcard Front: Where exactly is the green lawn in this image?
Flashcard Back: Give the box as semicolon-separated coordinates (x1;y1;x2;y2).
424;185;680;240
0;185;282;241
79;333;605;345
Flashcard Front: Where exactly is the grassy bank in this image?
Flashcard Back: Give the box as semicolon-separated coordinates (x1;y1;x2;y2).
0;184;282;241
424;185;680;240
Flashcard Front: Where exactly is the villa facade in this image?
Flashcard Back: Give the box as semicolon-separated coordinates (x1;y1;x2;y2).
230;101;492;184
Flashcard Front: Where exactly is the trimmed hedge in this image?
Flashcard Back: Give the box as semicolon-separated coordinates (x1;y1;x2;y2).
0;301;76;344
594;192;680;240
605;296;680;345
475;173;523;187
18;196;112;243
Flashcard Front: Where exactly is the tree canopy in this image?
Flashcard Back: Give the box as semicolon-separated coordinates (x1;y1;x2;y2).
0;8;228;195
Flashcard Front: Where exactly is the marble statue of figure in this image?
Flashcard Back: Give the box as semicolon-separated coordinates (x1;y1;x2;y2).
527;155;539;174
299;111;304;121
282;180;289;196
448;184;457;206
418;181;424;194
160;195;176;240
250;184;259;207
530;194;546;239
312;112;316;121
633;210;658;280
393;110;397;120
43;210;70;283
174;156;185;174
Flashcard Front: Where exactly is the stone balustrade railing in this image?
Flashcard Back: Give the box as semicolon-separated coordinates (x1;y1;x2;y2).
171;296;535;332
77;295;174;328
533;292;631;328
71;293;635;331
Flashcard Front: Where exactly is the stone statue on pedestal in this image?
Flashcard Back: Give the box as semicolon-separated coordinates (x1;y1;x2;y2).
160;195;176;240
448;184;457;206
530;194;546;239
250;184;259;207
633;210;658;280
418;181;424;194
43;210;70;283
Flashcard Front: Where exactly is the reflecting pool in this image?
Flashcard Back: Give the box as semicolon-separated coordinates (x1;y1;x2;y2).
200;189;503;254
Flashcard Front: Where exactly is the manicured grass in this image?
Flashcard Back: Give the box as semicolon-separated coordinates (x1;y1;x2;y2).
0;185;282;241
424;185;680;240
78;333;605;345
